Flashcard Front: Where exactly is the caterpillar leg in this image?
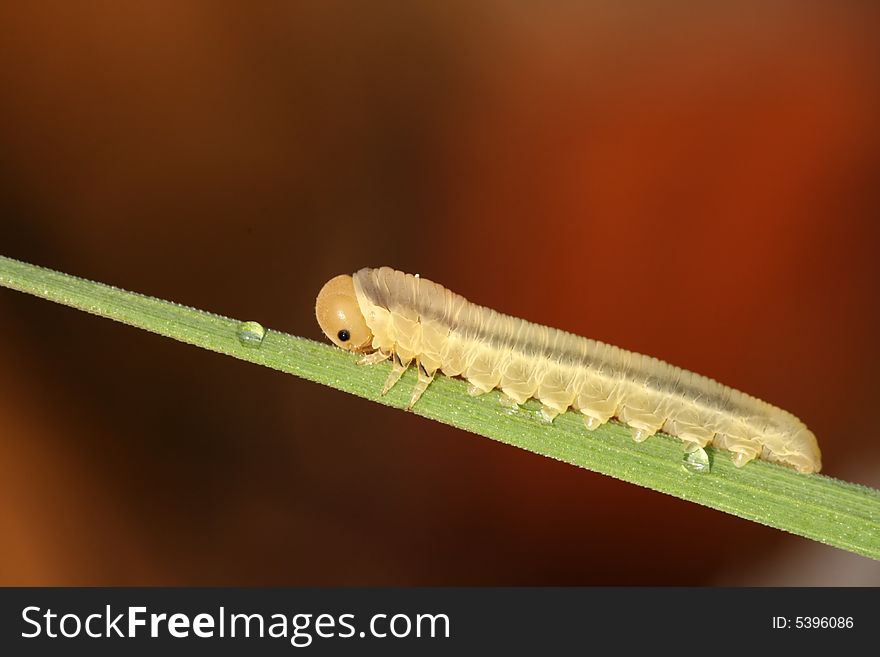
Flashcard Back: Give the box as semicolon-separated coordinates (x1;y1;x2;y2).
714;433;761;468
618;404;665;444
498;393;520;413
577;393;620;432
358;349;391;366
730;446;759;468
467;383;491;397
382;352;411;395
678;432;713;454
630;427;653;443
581;412;611;431
663;417;714;454
407;360;436;409
539;405;561;423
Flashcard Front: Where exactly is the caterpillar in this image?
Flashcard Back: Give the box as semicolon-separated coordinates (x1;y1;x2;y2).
315;267;822;474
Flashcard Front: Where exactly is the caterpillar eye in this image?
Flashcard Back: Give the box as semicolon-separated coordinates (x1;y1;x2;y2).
315;274;373;352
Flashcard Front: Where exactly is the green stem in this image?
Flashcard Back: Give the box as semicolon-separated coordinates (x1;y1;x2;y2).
2;254;878;560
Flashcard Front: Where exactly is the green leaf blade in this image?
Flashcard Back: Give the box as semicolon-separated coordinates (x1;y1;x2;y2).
2;254;878;560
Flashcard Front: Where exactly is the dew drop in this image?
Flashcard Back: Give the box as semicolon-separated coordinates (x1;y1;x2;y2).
682;444;711;474
237;321;266;347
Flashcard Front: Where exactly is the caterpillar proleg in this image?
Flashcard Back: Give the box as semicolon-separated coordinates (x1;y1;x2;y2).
315;267;822;474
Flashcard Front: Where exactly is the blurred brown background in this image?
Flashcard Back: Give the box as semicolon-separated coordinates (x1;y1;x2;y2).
1;2;879;585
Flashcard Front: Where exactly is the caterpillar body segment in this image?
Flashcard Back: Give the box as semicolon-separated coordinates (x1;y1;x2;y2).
315;267;822;474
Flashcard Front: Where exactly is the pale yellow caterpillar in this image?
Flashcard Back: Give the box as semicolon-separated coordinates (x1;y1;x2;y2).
315;267;822;474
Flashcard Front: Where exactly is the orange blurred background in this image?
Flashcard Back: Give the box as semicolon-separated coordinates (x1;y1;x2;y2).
1;2;878;585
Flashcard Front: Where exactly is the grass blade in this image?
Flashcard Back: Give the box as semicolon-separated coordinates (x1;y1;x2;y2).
2;254;878;560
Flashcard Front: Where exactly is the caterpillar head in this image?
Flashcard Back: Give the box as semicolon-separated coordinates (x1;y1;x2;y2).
315;274;373;352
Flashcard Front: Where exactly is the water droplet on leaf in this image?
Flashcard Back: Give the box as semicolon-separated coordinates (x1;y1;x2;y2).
237;321;266;347
682;444;710;474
